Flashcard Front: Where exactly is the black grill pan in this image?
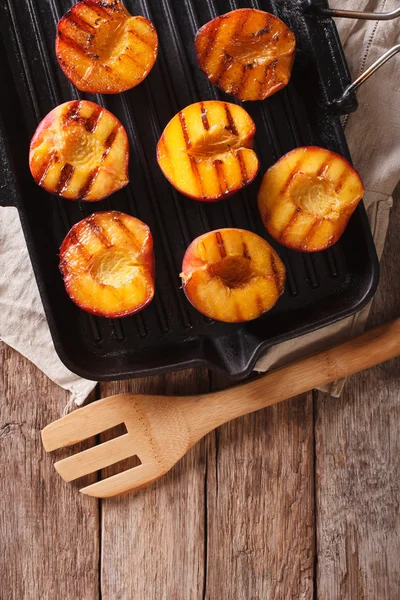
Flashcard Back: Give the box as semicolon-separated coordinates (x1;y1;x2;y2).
0;0;379;381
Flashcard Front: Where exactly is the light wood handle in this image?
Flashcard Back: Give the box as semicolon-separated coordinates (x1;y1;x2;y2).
186;318;400;441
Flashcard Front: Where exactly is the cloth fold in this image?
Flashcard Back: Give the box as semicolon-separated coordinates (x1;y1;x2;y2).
1;0;399;405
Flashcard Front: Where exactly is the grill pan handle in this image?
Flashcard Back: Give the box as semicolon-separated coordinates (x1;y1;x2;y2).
312;3;400;113
336;44;400;110
318;6;400;20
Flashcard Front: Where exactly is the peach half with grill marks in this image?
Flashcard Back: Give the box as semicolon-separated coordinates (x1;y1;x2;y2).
195;8;296;102
56;0;158;94
257;146;365;252
180;228;286;322
157;101;259;201
29;100;129;202
59;211;155;318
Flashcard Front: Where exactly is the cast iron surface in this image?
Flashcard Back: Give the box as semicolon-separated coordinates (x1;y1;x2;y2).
0;0;379;381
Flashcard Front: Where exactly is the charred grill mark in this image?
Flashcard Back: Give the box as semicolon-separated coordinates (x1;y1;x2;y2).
36;151;59;185
80;0;107;20
190;156;206;199
254;25;272;38
280;158;303;195
235;63;252;99
63;100;81;125
228;9;251;50
69;230;93;263
302;218;323;249
335;171;348;193
85;106;103;132
239;10;251;32
316;159;331;177
127;28;154;51
237;149;248;184
280;208;300;240
200;102;210;131
242;241;250;259
208;8;250;82
78;167;100;199
224;103;239;136
102;128;118;160
179;111;205;198
270;253;280;290
214;159;227;195
105;130;118;147
122;52;145;70
65;11;96;35
179;111;191;148
112;215;141;251
215;231;227;259
257;13;273;38
81;0;120;19
259;59;278;98
88;216;113;248
58;30;97;60
198;18;222;66
97;0;122;12
214;52;234;86
55;164;74;195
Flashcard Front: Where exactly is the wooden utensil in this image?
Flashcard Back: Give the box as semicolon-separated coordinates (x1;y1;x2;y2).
42;318;400;498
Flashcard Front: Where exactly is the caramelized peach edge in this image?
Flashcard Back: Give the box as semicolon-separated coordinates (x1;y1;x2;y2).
62;282;155;318
194;7;293;44
261;217;349;253
260;146;365;195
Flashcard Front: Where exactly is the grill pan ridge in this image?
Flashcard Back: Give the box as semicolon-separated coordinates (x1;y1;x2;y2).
0;0;379;381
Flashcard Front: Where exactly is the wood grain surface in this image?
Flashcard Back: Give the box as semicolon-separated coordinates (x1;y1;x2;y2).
204;376;315;599
98;370;209;600
1;188;399;599
0;344;99;600
315;192;400;599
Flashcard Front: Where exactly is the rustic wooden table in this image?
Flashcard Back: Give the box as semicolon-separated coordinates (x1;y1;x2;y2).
2;189;399;600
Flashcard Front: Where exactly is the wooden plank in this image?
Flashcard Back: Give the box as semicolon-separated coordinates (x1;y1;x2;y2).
205;378;315;599
99;369;209;600
315;189;400;599
0;343;99;600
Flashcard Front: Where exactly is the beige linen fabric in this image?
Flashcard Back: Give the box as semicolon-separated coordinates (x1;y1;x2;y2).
0;0;398;404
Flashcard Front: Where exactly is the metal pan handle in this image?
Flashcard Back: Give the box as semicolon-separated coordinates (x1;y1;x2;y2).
338;44;400;105
318;6;400;20
313;4;400;112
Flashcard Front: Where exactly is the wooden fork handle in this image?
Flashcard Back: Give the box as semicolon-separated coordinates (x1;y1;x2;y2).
187;318;400;440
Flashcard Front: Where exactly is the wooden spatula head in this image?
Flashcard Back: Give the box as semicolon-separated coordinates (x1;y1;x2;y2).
42;319;400;497
41;393;192;497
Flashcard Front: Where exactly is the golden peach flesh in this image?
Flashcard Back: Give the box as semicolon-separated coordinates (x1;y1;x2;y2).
181;228;286;322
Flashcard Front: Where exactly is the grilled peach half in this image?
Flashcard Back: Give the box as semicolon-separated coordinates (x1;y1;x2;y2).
195;8;295;102
181;228;285;322
56;0;158;94
157;101;259;201
258;147;365;252
29;100;129;201
60;211;154;318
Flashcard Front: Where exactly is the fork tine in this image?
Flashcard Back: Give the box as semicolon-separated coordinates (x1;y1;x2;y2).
80;462;160;498
41;394;134;451
54;433;137;482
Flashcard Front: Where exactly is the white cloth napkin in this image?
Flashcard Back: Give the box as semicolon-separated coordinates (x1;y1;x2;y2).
0;0;399;405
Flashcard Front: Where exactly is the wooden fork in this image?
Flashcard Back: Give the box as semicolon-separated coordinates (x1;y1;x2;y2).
42;318;400;498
